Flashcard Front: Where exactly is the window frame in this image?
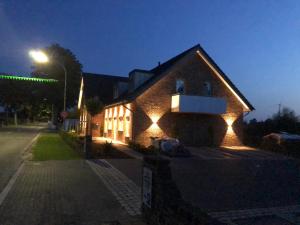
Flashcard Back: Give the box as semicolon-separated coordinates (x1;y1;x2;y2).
176;79;185;94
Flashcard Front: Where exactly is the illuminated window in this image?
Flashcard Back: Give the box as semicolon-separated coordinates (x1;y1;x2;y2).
118;117;124;131
108;108;112;118
113;107;118;117
125;107;131;117
104;109;109;133
108;118;112;130
104;118;108;133
107;108;112;130
119;105;124;117
125;116;130;137
117;105;124;131
176;79;185;94
125;108;131;137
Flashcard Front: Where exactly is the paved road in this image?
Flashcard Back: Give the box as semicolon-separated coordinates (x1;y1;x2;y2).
0;126;41;192
187;146;291;160
109;145;300;224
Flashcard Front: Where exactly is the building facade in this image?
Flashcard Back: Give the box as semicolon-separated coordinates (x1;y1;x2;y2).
78;44;254;147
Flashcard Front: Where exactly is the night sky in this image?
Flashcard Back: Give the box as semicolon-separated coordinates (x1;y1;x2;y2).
0;0;300;120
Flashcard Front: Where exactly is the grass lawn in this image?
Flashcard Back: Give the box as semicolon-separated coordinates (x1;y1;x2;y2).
32;132;81;161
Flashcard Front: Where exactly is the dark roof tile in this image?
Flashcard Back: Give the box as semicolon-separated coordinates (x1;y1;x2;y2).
82;72;128;104
83;44;254;111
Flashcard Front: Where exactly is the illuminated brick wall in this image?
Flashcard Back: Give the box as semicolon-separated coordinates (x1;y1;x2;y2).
132;52;244;147
88;51;245;147
91;111;104;137
221;113;243;146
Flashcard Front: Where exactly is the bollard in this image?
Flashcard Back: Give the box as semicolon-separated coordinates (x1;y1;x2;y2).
141;155;225;225
142;156;182;224
84;135;92;159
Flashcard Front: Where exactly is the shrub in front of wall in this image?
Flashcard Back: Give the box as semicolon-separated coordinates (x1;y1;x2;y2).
91;141;116;157
128;141;156;155
261;136;300;158
102;141;115;155
59;131;84;156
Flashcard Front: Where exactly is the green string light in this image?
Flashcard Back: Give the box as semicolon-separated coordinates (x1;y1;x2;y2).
0;75;58;83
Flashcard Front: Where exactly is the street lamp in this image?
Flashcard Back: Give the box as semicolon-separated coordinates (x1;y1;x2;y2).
29;50;49;63
29;49;68;112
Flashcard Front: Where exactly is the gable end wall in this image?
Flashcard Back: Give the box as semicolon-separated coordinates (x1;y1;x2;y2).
132;52;244;147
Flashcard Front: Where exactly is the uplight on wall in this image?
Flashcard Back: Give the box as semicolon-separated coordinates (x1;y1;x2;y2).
147;114;161;135
222;114;241;146
151;115;159;125
225;117;234;127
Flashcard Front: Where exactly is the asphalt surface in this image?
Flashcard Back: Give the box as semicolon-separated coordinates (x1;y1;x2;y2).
171;157;300;211
108;147;300;215
0;126;42;192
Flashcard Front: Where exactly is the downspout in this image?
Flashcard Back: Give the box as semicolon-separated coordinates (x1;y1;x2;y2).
244;111;250;118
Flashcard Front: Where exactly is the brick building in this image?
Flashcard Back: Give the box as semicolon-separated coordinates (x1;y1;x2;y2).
78;44;254;147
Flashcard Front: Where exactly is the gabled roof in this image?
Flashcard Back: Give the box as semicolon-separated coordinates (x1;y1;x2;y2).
108;44;254;111
196;45;255;111
82;72;128;104
108;44;200;105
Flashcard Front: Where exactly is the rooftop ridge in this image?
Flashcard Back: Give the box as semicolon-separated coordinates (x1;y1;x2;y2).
83;72;128;81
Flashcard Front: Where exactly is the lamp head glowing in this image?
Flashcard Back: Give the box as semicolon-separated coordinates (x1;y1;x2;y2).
29;50;49;63
226;118;234;127
151;116;160;125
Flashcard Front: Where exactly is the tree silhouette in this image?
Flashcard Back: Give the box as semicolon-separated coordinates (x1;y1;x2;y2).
32;43;82;111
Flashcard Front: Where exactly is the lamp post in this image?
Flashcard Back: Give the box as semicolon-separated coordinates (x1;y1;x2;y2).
29;50;68;111
57;61;67;112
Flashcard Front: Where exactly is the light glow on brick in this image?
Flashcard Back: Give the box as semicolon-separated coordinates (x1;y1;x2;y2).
222;114;242;146
150;115;160;125
225;117;234;127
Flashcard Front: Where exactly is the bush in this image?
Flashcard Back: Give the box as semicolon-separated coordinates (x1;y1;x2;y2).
102;141;113;155
91;141;116;157
128;141;157;155
59;131;84;156
261;137;300;157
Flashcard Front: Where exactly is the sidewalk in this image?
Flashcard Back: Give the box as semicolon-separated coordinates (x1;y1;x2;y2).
0;160;144;225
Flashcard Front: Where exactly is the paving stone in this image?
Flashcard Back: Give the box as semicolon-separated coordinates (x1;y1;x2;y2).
87;159;142;216
0;160;144;225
